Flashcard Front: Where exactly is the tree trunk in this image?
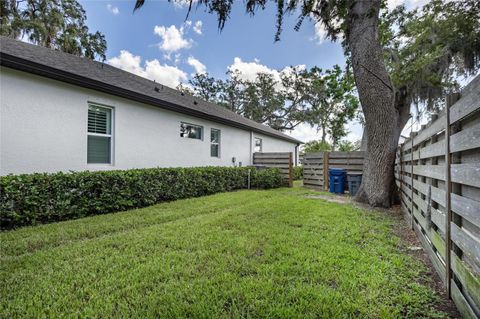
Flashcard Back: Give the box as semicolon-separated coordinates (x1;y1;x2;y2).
360;128;367;151
321;124;327;143
347;0;410;207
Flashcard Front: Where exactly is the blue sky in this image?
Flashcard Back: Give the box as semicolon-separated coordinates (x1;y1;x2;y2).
79;0;425;143
81;1;346;76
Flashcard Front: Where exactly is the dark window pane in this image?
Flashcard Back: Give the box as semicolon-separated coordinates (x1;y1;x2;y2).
88;135;111;163
211;129;220;143
254;138;262;152
180;123;202;139
211;144;219;157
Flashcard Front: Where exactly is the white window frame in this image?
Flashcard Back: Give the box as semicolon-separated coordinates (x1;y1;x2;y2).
210;128;221;158
87;103;114;165
180;122;204;140
254;137;263;153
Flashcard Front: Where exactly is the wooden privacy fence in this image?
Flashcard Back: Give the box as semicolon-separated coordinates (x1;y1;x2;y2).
303;151;365;190
253;152;293;187
395;75;480;318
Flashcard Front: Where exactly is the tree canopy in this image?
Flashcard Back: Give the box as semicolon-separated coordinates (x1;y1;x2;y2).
306;65;358;147
1;0;107;60
179;65;358;137
302;140;332;154
381;0;480;114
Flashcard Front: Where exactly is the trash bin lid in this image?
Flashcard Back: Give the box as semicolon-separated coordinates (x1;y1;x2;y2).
329;168;346;176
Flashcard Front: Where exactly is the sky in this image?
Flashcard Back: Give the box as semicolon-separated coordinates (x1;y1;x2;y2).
79;0;428;144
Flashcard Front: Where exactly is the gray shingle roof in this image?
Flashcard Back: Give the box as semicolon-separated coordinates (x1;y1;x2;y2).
0;36;302;144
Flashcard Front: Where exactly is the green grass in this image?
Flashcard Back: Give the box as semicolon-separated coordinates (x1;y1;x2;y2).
0;186;446;318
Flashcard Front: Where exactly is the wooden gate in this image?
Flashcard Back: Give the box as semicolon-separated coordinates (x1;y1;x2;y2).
253;152;293;187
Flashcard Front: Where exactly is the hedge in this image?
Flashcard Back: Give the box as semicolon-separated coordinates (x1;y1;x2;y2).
293;166;303;180
0;167;284;229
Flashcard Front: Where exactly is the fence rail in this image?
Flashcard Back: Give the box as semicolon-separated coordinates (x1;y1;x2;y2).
395;75;480;318
303;151;365;191
253;152;293;187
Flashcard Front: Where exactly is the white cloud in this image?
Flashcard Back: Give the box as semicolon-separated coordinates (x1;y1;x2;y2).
172;0;198;9
193;21;203;35
187;56;206;74
107;4;119;15
227;57;305;92
286;120;363;145
227;57;279;82
313;22;328;44
387;0;430;10
387;0;404;10
286;124;321;144
154;25;192;53
108;50;187;88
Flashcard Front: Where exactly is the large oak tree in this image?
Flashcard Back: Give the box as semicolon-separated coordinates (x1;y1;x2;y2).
135;0;480;207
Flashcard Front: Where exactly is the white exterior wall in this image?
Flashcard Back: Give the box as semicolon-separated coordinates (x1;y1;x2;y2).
0;67;297;175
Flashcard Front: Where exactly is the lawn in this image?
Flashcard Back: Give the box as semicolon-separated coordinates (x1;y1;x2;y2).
0;185;446;318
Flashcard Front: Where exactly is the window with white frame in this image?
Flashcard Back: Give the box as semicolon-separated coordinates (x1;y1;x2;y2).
180;122;203;140
254;137;262;152
211;129;221;157
87;104;112;164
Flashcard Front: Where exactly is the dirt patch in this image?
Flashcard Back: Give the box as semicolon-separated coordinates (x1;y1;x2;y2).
304;194;352;204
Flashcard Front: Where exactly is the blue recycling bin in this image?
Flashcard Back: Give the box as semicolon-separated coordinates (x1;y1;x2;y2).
329;168;347;194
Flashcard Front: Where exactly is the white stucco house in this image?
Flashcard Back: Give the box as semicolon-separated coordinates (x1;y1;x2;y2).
0;37;301;176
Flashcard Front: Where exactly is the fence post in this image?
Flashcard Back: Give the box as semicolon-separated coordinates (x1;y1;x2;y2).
445;93;461;297
323;152;329;191
410;131;415;230
288;152;293;188
399;145;403;205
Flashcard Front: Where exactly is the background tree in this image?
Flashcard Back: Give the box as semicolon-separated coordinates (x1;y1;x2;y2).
1;0;107;60
179;67;313;131
306;65;359;148
217;70;245;113
302;140;332;154
179;73;222;102
180;65;357;134
337;139;360;152
136;0;480;207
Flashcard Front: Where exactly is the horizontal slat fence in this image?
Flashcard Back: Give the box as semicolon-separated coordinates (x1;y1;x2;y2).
303;151;365;191
303;152;326;190
395;75;480;319
253;152;293;187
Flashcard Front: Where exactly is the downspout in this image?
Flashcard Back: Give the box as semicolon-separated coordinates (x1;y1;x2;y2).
249;131;254;165
295;144;299;166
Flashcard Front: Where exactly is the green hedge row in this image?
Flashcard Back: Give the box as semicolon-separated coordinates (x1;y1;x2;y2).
0;167;284;229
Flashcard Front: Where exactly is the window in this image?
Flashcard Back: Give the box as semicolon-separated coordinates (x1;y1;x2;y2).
87;104;112;164
180;122;203;140
254;137;262;152
211;129;221;157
